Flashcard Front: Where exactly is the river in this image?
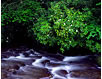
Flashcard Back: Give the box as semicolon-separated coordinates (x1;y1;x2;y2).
1;46;101;79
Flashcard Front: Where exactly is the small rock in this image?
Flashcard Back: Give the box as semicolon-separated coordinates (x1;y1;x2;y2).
46;62;65;67
41;60;50;66
55;70;68;77
23;53;29;57
70;69;101;79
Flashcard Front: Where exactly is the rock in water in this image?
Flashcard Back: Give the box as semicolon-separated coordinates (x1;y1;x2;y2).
10;66;52;79
1;48;101;79
70;69;101;79
55;70;68;77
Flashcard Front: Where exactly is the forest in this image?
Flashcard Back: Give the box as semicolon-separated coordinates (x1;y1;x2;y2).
1;0;101;54
1;0;101;79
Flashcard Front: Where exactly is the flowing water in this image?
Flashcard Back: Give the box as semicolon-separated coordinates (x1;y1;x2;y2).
1;47;101;79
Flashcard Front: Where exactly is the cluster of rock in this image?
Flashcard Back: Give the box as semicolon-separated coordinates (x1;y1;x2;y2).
2;47;101;79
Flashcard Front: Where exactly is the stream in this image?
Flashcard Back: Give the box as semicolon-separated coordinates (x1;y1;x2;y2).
1;47;101;79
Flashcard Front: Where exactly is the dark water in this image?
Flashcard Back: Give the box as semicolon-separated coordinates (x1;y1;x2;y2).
1;47;101;79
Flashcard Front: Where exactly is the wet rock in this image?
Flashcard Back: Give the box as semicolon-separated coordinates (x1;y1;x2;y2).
20;59;35;65
22;50;37;57
30;55;42;59
54;77;64;79
25;49;35;54
2;60;25;70
46;62;65;67
55;70;68;77
39;52;64;61
1;50;19;58
68;63;98;70
23;53;29;57
45;54;64;61
11;66;52;79
1;54;8;58
2;58;35;66
1;52;14;58
67;59;94;64
41;60;50;66
1;70;8;79
70;69;101;79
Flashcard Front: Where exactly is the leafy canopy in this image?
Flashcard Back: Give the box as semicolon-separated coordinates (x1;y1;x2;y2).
32;1;101;53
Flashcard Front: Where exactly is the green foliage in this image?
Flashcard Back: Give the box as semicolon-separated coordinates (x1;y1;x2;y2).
1;0;46;44
2;0;100;53
32;1;101;53
2;0;45;26
96;2;101;6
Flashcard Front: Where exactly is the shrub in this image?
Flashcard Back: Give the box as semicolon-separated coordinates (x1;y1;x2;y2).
1;0;46;44
32;1;101;53
2;0;100;53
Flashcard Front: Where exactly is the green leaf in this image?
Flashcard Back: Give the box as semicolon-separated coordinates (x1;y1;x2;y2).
96;2;101;6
